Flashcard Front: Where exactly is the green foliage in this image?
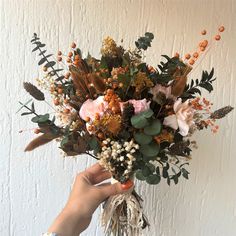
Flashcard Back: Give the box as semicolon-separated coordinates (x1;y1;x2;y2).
151;55;186;84
134;132;152;145
31;33;65;82
144;119;162;136
31;114;50;123
182;68;215;99
131;109;153;128
135;32;154;50
139;141;160;157
88;137;101;154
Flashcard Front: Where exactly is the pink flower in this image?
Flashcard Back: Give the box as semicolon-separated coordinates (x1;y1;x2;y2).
150;84;176;101
163;98;194;136
120;99;151;114
79;96;108;121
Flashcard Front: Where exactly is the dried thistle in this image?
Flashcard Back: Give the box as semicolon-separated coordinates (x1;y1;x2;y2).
210;106;234;119
23;82;45;101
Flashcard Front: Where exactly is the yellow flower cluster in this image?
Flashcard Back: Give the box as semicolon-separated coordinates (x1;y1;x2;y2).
101;36;118;57
132;72;154;93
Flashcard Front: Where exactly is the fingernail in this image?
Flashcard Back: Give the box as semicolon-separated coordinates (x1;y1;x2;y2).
121;179;133;190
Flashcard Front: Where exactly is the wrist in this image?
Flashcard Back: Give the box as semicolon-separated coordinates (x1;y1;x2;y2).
48;205;91;236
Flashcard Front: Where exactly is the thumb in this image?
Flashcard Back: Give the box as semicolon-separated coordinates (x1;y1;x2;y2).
99;180;133;198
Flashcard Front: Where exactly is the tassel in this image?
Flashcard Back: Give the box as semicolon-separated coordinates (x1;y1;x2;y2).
101;179;149;236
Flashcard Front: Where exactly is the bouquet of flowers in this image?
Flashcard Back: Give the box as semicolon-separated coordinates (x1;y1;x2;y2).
19;26;233;235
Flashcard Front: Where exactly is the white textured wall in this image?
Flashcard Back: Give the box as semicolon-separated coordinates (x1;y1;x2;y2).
0;0;236;235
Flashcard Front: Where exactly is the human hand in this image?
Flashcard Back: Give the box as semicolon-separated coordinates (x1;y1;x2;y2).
47;163;133;236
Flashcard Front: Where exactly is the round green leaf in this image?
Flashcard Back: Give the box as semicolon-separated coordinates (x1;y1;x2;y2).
142;109;154;118
131;115;149;129
134;132;152;145
140;142;160;157
144;119;162;136
135;170;146;181
142;166;153;177
146;163;155;172
146;174;161;185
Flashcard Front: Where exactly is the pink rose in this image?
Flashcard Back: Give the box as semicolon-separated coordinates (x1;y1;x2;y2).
120;99;151;114
163;98;194;136
79;96;108;121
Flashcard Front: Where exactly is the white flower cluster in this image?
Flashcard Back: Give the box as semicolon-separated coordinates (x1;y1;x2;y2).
36;74;54;91
98;139;139;180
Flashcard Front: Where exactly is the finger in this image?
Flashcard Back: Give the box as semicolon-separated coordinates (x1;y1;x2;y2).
98;182;132;198
93;171;112;185
85;163;105;175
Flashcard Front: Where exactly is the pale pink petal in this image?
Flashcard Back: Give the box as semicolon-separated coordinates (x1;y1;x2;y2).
163;114;178;130
173;98;182;112
177;119;189;136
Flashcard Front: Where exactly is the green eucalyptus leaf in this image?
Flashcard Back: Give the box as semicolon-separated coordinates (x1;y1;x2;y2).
146;163;155;172
131;116;149;129
144;119;162;136
140;142;160;157
146;174;161;185
142;165;153;177
135;170;146;181
31;114;49;123
134;132;152;145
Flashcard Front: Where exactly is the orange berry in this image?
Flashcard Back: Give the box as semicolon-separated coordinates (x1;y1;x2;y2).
97;132;104;139
68;51;73;57
71;42;76;48
215;34;221;41
57;51;62;56
185;53;191;60
174;52;180;58
74;55;80;60
64;108;70;114
67;58;72;63
189;59;195;65
34;128;41;134
218;26;225;32
57;88;63;94
64;99;69;104
193;52;199;58
201;40;208;47
57;56;62;62
54;99;60;106
201;30;207;35
121;180;133;190
95;113;100;120
200;46;206;52
85;117;90;122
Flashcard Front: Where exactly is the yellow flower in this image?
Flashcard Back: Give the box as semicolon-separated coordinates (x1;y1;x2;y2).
101;36;118;57
132;72;154;93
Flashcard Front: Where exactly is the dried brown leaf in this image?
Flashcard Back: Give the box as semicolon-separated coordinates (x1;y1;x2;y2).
24;133;59;152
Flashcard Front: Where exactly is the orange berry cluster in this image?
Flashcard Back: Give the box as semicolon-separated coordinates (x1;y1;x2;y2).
57;42;82;68
191;97;219;133
175;26;225;66
104;89;121;114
